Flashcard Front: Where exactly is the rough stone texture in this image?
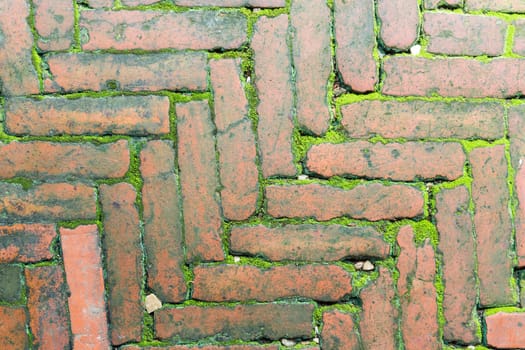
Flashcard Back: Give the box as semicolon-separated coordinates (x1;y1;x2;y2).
486;312;525;348
321;310;361;350
465;0;525;12
0;306;28;350
0;265;22;302
0;224;56;263
377;0;419;50
34;0;74;51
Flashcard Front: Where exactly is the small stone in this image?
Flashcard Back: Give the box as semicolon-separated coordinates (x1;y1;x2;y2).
410;45;421;55
233;256;241;263
298;174;309;180
313;337;320;343
354;261;364;270
145;293;162;313
362;260;375;271
281;338;296;347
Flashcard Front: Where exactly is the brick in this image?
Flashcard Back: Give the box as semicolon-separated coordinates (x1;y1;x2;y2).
83;0;113;7
5;95;170;136
0;224;56;263
424;0;462;8
383;56;525;98
252;15;296;177
471;146;516;307
0;1;40;96
435;186;480;344
321;310;360;350
306;141;465;181
341;100;505;140
155;303;314;341
80;10;247;50
359;267;398;349
45;52;207;93
140;141;186;302
124;346;279;350
60;225;110;349
465;0;525;12
424;13;507;56
121;0;161;5
0;306;28;350
230;224;390;261
334;0;377;93
0;265;22;302
397;226;440;350
377;0;419;50
486;312;525;348
0;140;129;179
290;0;331;135
211;59;258;220
25;265;71;349
266;183;424;221
177;101;224;262
34;0;74;51
100;183;143;345
0;182;96;223
174;0;285;7
193;264;352;302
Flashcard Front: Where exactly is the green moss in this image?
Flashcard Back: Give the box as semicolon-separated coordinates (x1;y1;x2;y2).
3;177;34;191
484;306;525;316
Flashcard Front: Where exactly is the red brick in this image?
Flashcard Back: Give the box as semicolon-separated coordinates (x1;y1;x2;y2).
486;312;525;348
140;141;186;302
321;310;360;350
334;0;377;93
84;0;113;7
45;52;207;93
124;346;279;350
341;100;505;140
397;226;440;350
100;183;143;345
290;0;331;135
465;0;525;12
424;13;507;56
0;1;40;96
383;56;525;98
121;0;161;5
177;101;224;262
514;19;525;57
25;265;71;349
155;303;314;341
34;0;74;51
359;267;398;349
230;224;390;261
424;0;462;8
174;0;285;6
377;0;419;50
266;183;424;221
211;59;258;220
0;182;96;223
0;140;129;179
60;225;110;349
471;146;516;307
252;15;296;177
0;306;28;350
306;141;465;181
0;224;56;263
5;95;170;136
435;186;480;344
193;264;352;302
80;10;247;50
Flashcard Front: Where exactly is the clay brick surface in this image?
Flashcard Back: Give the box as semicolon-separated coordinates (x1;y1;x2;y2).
377;0;419;50
0;306;28;350
321;310;360;350
174;0;285;6
465;0;525;12
34;0;74;51
486;312;525;348
0;224;56;263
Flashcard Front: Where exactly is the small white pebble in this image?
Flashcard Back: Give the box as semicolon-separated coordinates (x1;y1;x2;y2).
313;337;320;344
144;293;162;313
520;158;523;168
362;260;375;271
298;174;309;180
314;326;319;335
233;256;241;263
410;45;421;55
354;261;364;270
467;346;475;350
281;338;296;347
246;76;251;84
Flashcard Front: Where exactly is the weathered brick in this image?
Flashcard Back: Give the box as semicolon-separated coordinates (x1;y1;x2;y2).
321;310;360;350
83;0;113;7
514;19;525;55
45;52;207;93
0;140;129;179
424;0;462;9
465;0;525;12
230;224;390;261
436;186;480;344
424;13;507;56
341;100;505;140
397;226;440;350
266;183;424;221
0;224;56;263
174;0;285;6
0;306;28;350
486;312;525;348
211;58;258;220
383;57;525;98
5;95;170;136
34;0;74;51
471;146;516;307
0;265;22;302
193;264;352;302
306;141;465;181
25;265;71;349
360;267;397;349
61;225;110;349
140;140;186;303
377;0;419;50
291;0;331;135
0;1;40;96
124;346;279;350
252;15;296;177
177;101;224;262
100;183;143;345
334;0;377;93
0;182;96;223
155;303;314;341
80;10;247;50
121;0;161;5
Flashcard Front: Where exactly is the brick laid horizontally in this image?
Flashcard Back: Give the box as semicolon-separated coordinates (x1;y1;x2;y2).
465;0;525;12
0;224;56;263
174;0;285;6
